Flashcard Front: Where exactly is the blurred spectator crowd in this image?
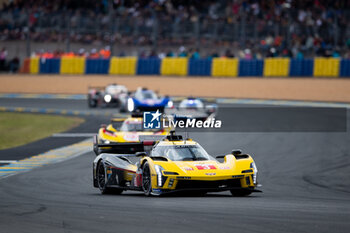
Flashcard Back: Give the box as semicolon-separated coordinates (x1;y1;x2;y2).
0;0;350;63
33;46;111;59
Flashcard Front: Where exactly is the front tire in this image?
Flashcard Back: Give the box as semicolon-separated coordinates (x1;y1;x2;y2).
142;162;152;196
96;161;123;195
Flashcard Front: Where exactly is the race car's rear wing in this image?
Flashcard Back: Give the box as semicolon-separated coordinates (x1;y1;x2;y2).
94;135;165;155
97;142;150;154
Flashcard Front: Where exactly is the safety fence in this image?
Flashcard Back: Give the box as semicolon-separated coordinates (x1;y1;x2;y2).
21;57;350;77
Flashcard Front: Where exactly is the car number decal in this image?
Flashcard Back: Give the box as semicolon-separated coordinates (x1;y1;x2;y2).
123;133;139;141
195;164;216;170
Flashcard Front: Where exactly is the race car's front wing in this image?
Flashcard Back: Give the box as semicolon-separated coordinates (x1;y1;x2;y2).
149;174;261;195
98;165;261;195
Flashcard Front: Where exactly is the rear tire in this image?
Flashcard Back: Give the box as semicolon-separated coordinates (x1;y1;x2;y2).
230;189;252;197
142;162;152;196
88;95;97;108
96;161;123;195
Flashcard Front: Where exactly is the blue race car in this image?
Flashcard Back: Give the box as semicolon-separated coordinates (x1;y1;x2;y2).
125;87;172;113
165;97;218;122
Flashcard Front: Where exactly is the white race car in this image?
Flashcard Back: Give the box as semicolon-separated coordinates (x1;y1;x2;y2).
88;84;129;109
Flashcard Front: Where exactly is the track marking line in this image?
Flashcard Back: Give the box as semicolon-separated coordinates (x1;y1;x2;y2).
0;160;18;163
1;93;350;108
0;139;92;179
216;98;350;108
0;106;129;117
52;133;95;137
0;167;32;170
0;93;86;100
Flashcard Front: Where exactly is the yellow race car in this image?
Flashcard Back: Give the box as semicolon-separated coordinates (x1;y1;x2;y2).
93;114;170;155
92;131;261;196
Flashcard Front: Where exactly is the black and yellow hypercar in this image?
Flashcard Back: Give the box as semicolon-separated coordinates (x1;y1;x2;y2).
93;131;261;196
93;115;170;155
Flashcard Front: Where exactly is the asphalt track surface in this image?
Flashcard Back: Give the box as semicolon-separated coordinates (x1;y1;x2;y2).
0;98;349;233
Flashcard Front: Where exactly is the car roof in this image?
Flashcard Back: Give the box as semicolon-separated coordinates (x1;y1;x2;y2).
156;140;197;146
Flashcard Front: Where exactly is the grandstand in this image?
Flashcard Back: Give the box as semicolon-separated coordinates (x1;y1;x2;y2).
0;0;349;73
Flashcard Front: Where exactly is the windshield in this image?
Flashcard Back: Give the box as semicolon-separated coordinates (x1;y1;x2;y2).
151;145;214;161
119;121;160;132
135;90;157;100
179;99;204;109
106;85;127;95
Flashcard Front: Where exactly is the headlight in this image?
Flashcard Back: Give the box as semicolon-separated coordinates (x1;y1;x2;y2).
127;98;134;112
154;165;165;187
104;94;112;103
250;162;257;172
250;162;258;184
167;100;174;108
103;140;110;144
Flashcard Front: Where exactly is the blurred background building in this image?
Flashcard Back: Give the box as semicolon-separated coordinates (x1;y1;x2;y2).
0;0;349;67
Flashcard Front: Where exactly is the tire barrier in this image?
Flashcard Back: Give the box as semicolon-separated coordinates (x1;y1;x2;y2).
289;59;314;77
19;58;30;73
21;57;349;77
29;57;40;74
39;58;60;74
60;57;85;74
340;59;350;78
137;58;161;75
109;57;137;75
85;58;109;74
160;57;188;76
188;58;211;76
263;58;290;77
313;58;340;77
212;58;239;77
239;59;264;77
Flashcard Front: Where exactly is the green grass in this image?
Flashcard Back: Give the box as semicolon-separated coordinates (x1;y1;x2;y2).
0;112;84;150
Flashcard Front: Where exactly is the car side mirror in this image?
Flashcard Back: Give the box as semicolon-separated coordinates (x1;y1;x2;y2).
232;149;242;155
135;152;147;157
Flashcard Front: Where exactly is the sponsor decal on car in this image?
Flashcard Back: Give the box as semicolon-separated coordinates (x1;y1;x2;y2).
205;173;216;176
152;189;162;194
183;167;194;171
123;133;139;142
195;164;216;170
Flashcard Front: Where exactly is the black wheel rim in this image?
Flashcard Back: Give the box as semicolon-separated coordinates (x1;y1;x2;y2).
97;162;105;190
142;164;151;193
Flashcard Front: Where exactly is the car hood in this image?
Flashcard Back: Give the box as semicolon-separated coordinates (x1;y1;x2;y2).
134;97;169;106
